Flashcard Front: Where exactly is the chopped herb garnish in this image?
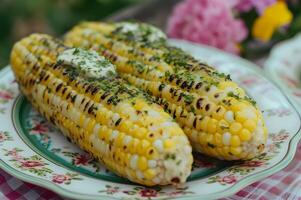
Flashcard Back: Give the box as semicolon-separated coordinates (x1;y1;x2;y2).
73;48;80;55
244;96;256;106
183;94;195;105
165;153;176;160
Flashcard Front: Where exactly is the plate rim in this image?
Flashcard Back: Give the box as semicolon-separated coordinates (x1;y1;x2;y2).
1;39;301;199
264;33;301;113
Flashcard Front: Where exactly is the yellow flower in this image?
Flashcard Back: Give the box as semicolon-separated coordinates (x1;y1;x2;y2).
252;1;293;42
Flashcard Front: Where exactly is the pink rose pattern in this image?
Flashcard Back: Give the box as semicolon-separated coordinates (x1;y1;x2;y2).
208;174;237;185
20;160;45;169
4;148;53;176
0;84;15;113
167;0;248;54
99;185;194;198
74;154;93;166
219;175;237;184
51;173;81;185
52;174;70;184
0;131;12;143
139;189;158;198
3;147;82;184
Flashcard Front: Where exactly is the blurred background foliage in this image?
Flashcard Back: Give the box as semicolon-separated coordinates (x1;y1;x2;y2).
0;0;141;67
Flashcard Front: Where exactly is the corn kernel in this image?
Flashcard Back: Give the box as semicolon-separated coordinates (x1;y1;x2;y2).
134;100;147;110
243;119;256;132
218;119;229;133
115;132;125;147
129;138;140;154
214;133;223;147
198;132;207;145
230;135;240;147
230;147;242;156
119;120;132;133
240;129;251;141
222;132;231;146
231;102;244;112
207;119;217;134
236;111;246;123
130;154;138;169
138;157;148;171
78;114;85;126
230;122;242;134
133;127;147;139
96;111;105;123
224;111;234;123
223;146;230;155
213;106;226;120
86;119;96;134
200;116;210;131
144;169;156;179
164;139;175;149
206;134;214;145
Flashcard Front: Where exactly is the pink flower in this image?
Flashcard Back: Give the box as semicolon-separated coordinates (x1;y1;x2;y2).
107;188;119;194
241;160;264;167
0;132;7;142
21;160;44;168
167;0;248;54
7;149;22;160
74;154;92;166
52;174;70;184
0;91;13;100
218;175;237;184
31;123;48;134
235;0;276;14
271;133;289;142
139;189;158;197
267;144;277;152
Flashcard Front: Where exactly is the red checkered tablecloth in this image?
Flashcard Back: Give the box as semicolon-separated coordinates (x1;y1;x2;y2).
1;144;301;200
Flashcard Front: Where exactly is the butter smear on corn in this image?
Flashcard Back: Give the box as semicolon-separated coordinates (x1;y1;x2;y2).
58;48;116;78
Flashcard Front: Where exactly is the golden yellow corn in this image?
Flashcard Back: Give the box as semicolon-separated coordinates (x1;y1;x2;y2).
64;22;268;160
10;33;193;186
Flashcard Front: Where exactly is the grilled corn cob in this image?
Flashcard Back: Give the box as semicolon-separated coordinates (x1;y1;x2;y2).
64;22;268;160
10;33;193;186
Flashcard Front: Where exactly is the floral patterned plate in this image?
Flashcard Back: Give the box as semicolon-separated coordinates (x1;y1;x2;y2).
265;33;301;111
0;39;301;200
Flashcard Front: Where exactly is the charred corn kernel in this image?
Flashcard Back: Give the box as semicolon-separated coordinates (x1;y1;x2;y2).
240;129;251;141
213;106;226;120
10;34;193;186
65;22;268;160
